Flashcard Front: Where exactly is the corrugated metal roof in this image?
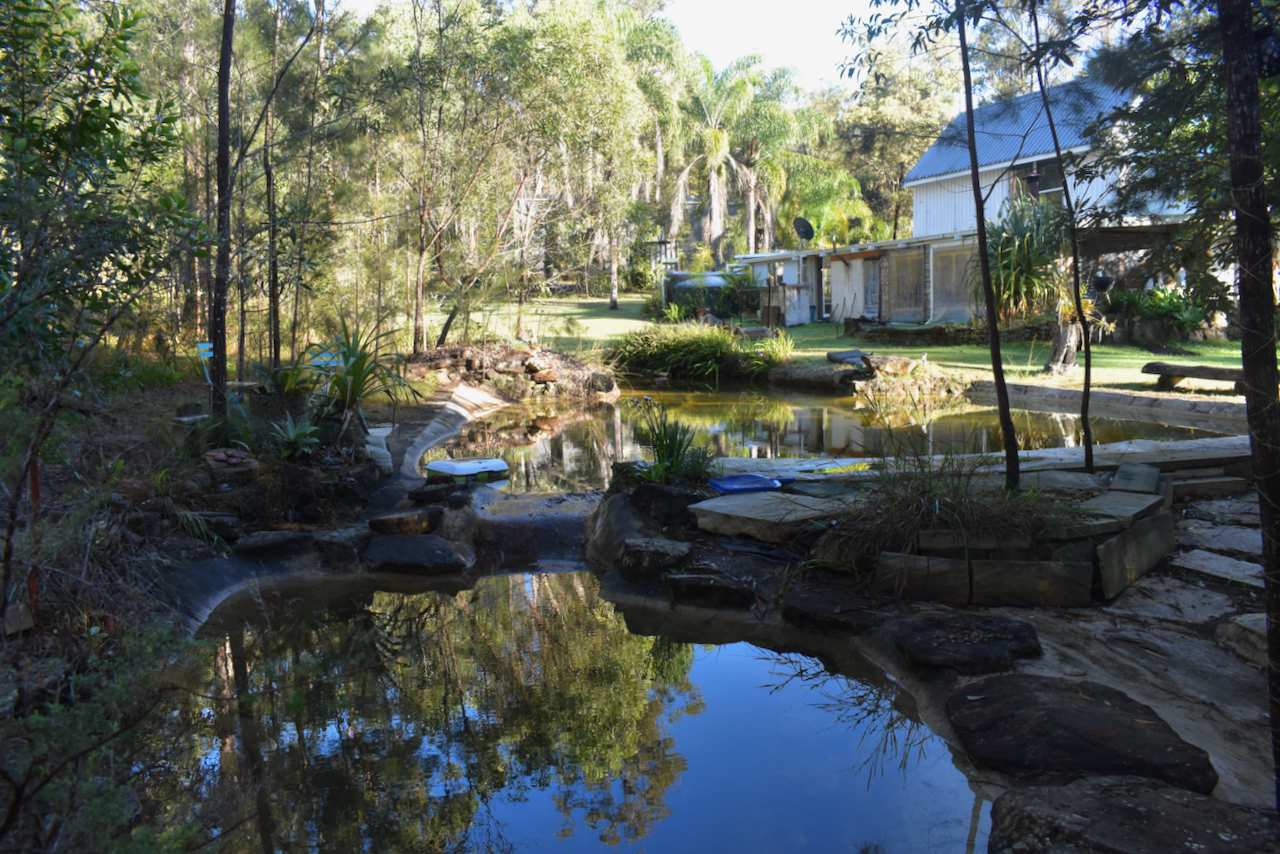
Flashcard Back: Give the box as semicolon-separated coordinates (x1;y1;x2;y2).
905;78;1128;184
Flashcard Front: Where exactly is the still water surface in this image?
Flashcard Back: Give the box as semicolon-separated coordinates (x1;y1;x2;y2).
199;573;989;853
419;388;1226;492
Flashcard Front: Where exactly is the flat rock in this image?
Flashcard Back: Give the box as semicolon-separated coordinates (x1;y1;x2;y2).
619;538;692;583
1022;470;1104;494
1173;476;1249;498
665;573;756;609
1077;491;1165;525
688;492;852;544
893;613;1041;674
1217;613;1267;669
787;482;862;498
231;530;315;560
1110;462;1162;494
368;507;444;536
989;775;1278;854
780;585;882;636
1102;574;1237;624
825;348;871;365
1046;515;1125;540
1173;522;1264;560
971;558;1093;606
1190;497;1260;526
314;525;371;572
362;535;474;574
873;552;968;603
862;353;918;374
946;674;1219;793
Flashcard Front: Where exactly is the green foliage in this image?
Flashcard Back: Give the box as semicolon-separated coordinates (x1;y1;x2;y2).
310;315;418;438
1101;286;1206;334
628;397;714;484
979;197;1068;323
609;323;789;382
253;355;318;398
270;413;320;459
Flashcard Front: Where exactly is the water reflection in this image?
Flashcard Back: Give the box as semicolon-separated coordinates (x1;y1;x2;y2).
193;574;990;852
419;389;1225;491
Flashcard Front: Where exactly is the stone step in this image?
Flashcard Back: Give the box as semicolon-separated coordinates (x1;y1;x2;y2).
1172;476;1249;498
687;492;855;544
1168;548;1264;588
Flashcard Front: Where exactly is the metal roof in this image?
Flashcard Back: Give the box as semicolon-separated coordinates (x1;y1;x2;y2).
904;78;1128;184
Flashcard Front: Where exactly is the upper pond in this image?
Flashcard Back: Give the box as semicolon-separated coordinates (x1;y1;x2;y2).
194;572;990;853
418;388;1227;492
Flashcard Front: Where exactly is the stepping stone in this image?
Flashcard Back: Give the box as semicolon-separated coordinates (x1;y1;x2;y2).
894;614;1041;674
1045;515;1126;540
315;525;371;572
1168;548;1264;588
688;492;854;544
1173;476;1249;498
362;535;474;574
368;507;444;536
1022;470;1103;494
946;674;1219;793
1077;490;1165;526
825;349;871;365
1190;497;1260;526
989;776;1278;854
780;586;882;636
1217;613;1267;668
1103;574;1237;624
1174;522;1263;558
1110;461;1162;494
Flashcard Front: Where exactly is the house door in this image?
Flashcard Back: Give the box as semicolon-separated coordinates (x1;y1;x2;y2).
886;248;927;323
864;259;880;320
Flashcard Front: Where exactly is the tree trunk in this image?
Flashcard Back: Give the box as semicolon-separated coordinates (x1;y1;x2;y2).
1219;0;1280;812
608;234;619;310
264;0;282;369
210;0;236;417
958;3;1019;491
1042;320;1080;374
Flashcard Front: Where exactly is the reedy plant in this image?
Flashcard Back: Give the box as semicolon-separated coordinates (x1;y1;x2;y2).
629;397;715;484
310;315;419;440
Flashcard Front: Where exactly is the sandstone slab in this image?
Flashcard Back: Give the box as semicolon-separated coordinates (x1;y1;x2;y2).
1173;524;1263;560
894;613;1041;674
1102;574;1237;624
1110;462;1161;494
989;775;1278;854
873;552;968;603
1217;613;1267;669
946;674;1219;793
1173;476;1249;498
971;559;1093;606
362;535;474;575
1077;491;1165;525
1097;513;1175;599
584;494;660;568
1190;497;1260;526
688;492;852;544
619;538;692;583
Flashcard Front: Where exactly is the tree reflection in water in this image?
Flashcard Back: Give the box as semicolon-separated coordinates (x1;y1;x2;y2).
199;574;700;852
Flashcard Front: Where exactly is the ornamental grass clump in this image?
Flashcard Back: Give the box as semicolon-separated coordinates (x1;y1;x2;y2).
629;397;715;484
609;323;792;382
811;434;1073;580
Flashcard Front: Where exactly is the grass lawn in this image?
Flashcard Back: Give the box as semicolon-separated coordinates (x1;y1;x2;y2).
478;295;1247;399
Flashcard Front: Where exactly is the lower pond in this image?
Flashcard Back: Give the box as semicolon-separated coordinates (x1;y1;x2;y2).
195;572;989;853
418;388;1227;492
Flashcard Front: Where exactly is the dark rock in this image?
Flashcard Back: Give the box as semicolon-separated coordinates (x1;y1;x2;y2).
585;373;616;394
315;525;371;572
989;775;1277;854
224;485;269;520
893;613;1041;675
114;479;155;506
124;510;164;535
155;537;218;563
368;507;444;536
665;573;757;609
781;586;882;636
297;502;326;523
946;674;1219;793
281;463;320;501
362;535;474;574
619;538;692;583
93;434;166;467
630;482;703;528
195;512;243;541
232;530;315;561
584;493;661;568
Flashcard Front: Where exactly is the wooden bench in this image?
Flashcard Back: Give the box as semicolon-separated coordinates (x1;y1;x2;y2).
1142;361;1244;392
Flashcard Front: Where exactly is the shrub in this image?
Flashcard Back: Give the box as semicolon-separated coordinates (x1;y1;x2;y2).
610;323;790;383
628;397;715;484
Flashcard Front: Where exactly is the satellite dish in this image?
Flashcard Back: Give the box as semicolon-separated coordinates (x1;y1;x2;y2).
793;217;815;242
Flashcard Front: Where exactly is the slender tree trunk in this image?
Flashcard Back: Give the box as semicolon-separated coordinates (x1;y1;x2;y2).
609;234;619;310
1030;0;1093;471
265;0;282;369
374;136;385;352
210;0;236;417
958;2;1019;491
1219;0;1280;812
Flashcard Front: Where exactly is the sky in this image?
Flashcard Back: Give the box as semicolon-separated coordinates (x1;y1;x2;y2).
661;0;874;92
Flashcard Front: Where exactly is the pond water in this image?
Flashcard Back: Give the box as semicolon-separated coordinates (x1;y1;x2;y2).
194;573;990;853
418;388;1227;492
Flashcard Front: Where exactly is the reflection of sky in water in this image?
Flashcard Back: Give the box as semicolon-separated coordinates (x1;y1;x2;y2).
420;389;1227;492
203;573;988;853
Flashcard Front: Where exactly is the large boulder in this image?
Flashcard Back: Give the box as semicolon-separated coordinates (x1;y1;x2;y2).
619;538;692;583
584;494;661;568
362;535;474;575
368;507;444;536
893;613;1041;674
946;674;1219;794
630;482;704;529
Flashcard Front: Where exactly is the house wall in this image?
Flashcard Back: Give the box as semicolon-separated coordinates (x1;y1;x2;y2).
827;258;864;323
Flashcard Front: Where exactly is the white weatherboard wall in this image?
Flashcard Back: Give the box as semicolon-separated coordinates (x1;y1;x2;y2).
827;258;863;323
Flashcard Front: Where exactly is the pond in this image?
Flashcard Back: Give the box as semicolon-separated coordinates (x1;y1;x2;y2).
193;572;990;853
418;388;1228;492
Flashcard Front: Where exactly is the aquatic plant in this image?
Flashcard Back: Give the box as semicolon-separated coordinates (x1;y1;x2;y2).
609;324;790;382
310;314;418;439
630;397;715;484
